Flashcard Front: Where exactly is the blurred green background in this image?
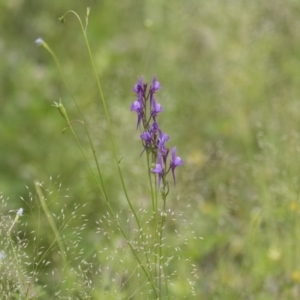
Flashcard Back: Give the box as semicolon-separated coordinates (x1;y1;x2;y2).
2;0;300;298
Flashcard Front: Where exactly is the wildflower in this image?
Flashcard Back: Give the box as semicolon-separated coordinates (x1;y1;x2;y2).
17;208;23;216
133;77;145;95
150;76;161;94
35;38;44;46
131;76;183;188
151;97;163;119
140;131;152;154
0;251;6;261
152;153;164;188
150;122;159;135
141;131;152;146
170;147;183;184
130;99;143;128
161;147;169;165
8;208;24;235
158;131;169;151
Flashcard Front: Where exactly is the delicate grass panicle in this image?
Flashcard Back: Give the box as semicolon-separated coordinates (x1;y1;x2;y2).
0;7;190;300
1;177;110;299
0;195;30;299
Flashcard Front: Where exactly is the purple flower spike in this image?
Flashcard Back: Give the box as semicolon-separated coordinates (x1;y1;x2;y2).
170;147;183;184
131;76;183;186
152;153;164;188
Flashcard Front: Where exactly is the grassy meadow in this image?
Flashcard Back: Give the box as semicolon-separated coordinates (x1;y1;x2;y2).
1;0;300;299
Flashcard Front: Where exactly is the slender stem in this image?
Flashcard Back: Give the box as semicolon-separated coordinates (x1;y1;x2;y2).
61;10;141;229
35;182;67;264
147;152;156;212
40;41;108;201
146;150;159;293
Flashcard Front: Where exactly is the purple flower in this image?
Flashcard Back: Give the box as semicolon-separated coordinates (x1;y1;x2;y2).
151;97;163;119
150;122;160;134
131;76;183;186
130;99;144;128
158;131;169;151
170;147;183;184
141;131;152;146
150;76;161;93
161;147;169;164
133;77;144;94
149;76;161;106
140;131;152;155
152;153;164;188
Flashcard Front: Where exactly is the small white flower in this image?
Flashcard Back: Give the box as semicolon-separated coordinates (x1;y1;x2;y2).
17;208;23;216
0;251;6;260
35;38;44;46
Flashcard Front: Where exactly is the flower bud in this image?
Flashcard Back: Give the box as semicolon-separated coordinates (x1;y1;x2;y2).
53;101;69;122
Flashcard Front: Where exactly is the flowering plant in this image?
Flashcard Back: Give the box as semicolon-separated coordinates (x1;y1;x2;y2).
34;7;184;297
131;76;183;191
130;76;183;298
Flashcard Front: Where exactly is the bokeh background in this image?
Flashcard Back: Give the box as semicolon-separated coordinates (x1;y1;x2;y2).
2;0;300;298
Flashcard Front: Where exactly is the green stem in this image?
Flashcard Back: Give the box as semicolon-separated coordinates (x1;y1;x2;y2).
147;152;160;290
35;182;67;265
40;41;108;201
61;10;141;229
161;196;170;299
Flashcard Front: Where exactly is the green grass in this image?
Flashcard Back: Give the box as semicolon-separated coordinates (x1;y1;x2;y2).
2;0;300;299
